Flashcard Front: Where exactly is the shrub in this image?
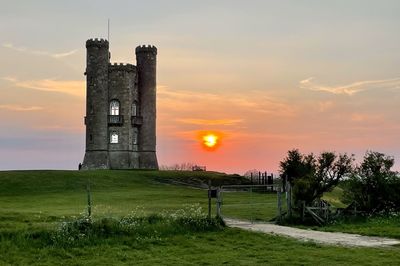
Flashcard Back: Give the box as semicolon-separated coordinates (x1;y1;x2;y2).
342;151;400;214
280;149;354;206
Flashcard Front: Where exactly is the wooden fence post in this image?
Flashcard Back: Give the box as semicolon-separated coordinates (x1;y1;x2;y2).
208;180;211;219
86;182;92;219
250;185;253;223
277;187;282;223
286;182;292;218
216;187;222;218
264;171;267;185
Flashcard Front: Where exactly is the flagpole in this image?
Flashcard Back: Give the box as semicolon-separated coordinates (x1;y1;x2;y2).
107;18;110;43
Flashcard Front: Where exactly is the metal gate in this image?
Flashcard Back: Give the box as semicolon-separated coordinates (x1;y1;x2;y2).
219;184;283;222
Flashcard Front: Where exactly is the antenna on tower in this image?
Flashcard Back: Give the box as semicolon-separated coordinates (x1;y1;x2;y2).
107;18;110;43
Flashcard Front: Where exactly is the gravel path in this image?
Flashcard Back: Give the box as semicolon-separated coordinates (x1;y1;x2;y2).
225;218;400;247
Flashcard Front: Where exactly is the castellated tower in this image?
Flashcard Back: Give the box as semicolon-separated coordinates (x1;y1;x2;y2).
81;38;158;170
136;45;158;169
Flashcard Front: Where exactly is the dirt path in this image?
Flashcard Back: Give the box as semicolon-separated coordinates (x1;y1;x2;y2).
225;218;400;247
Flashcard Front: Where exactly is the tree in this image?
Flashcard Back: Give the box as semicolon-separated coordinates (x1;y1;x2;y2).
279;149;315;189
244;169;258;177
342;151;400;213
280;149;354;205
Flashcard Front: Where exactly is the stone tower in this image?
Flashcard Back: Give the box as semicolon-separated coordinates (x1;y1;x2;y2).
81;38;158;170
136;45;158;169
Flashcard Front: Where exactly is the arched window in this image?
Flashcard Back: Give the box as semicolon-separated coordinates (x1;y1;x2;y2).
110;100;120;115
110;131;118;144
132;102;138;116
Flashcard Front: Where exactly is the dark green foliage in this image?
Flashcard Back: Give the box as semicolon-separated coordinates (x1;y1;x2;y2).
342;151;400;214
280;149;315;187
280;149;354;205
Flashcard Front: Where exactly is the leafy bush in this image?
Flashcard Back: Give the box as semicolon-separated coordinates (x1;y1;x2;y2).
342;151;400;214
280;149;354;206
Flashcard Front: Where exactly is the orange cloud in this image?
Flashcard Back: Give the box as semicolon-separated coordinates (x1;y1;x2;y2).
176;118;243;126
350;113;383;123
158;85;296;117
2;77;85;98
157;85;298;159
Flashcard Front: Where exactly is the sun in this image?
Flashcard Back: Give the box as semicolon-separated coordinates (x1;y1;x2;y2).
203;134;218;148
196;131;223;151
198;132;222;151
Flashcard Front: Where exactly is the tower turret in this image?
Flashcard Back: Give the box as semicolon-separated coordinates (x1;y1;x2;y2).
82;38;110;169
135;45;158;169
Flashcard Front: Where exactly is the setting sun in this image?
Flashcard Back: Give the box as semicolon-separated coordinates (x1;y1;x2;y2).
203;134;218;148
197;131;223;151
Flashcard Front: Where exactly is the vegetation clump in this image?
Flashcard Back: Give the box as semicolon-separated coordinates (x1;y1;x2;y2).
280;149;354;206
279;149;400;224
51;204;224;247
342;151;400;214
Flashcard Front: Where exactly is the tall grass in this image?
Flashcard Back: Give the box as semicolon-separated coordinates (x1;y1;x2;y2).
0;205;224;249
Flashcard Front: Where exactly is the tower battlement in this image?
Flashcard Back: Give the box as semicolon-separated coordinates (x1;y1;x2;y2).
135;45;157;55
109;63;136;72
86;38;109;48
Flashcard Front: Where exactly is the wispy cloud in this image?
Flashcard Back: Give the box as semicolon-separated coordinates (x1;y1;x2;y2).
300;77;400;96
158;85;220;101
0;104;44;111
32;124;84;133
2;77;84;97
2;43;78;59
158;86;296;117
317;101;334;112
176;118;243;126
350;113;383;123
229;97;295;115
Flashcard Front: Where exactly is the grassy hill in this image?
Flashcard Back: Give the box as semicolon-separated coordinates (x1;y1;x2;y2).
1;170;400;265
0;170;249;235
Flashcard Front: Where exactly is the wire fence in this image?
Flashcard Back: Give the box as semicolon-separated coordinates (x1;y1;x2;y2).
219;185;285;222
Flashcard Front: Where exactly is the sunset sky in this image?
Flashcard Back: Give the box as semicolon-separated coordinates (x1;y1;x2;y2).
1;1;400;174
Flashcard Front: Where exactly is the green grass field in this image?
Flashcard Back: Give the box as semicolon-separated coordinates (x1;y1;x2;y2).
1;170;400;265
